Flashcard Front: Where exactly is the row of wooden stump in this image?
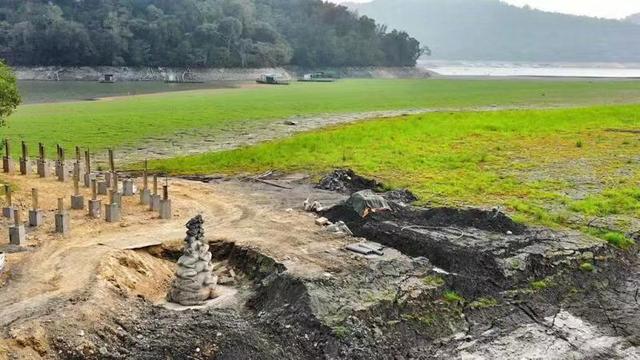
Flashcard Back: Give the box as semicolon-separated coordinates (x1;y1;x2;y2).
2;140;172;246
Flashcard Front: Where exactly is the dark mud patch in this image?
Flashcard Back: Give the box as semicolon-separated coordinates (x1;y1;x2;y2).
316;169;385;194
321;199;608;293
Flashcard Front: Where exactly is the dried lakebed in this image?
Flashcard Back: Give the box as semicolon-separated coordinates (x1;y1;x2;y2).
113;105;561;165
2;171;637;359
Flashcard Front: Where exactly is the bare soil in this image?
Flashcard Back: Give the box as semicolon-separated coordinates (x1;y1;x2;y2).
0;167;638;359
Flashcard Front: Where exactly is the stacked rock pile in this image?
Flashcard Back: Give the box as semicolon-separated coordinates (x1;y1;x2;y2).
167;215;218;305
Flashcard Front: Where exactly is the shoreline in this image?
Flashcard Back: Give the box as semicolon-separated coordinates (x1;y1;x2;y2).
13;66;434;82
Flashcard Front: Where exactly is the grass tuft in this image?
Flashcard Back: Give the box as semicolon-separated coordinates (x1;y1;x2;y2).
530;277;554;290
579;262;595;272
423;275;445;288
469;297;498;309
602;232;635;249
443;291;464;304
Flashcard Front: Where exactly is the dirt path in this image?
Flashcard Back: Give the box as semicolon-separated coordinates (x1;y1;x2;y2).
0;170;348;334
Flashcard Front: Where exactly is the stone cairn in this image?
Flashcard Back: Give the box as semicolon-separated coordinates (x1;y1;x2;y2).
167;215;217;305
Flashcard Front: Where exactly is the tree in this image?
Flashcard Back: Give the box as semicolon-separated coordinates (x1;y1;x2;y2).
0;0;423;68
0;60;20;126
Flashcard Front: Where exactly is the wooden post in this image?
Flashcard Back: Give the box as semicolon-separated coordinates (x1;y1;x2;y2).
84;150;91;173
57;198;64;213
32;188;38;209
153;174;158;195
108;149;115;173
113;172;119;191
73;163;80;195
143;160;148;190
91;179;97;200
5;185;11;206
21;141;27;159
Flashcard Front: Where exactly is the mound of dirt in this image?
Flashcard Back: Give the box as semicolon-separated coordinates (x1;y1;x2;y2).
315;169;418;205
315;169;384;194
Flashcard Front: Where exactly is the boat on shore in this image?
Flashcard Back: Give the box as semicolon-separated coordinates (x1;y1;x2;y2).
256;74;290;85
164;79;205;84
298;72;337;82
99;74;115;83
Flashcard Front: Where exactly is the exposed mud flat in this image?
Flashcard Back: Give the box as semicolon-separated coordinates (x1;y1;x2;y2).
0;170;638;359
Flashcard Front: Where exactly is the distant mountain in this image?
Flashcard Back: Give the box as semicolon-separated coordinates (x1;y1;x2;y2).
350;0;640;62
626;13;640;25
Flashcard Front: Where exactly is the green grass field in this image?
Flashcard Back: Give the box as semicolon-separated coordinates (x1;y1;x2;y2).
148;103;640;247
5;78;640;156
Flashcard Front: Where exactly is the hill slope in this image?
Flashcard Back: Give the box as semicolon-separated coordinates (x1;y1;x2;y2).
350;0;640;62
626;13;640;25
0;0;421;68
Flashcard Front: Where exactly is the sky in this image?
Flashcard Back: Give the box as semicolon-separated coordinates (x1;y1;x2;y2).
332;0;640;19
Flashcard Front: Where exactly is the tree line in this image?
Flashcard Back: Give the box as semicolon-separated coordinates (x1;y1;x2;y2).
0;0;424;68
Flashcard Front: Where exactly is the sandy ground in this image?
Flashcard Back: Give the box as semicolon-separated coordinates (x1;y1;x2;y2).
0;164;350;357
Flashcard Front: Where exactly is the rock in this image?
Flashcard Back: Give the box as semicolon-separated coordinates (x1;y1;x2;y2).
283;120;298;126
167;215;218;306
315;217;331;226
316;169;383;193
218;276;235;285
347;190;391;217
326;221;353;235
304;199;324;212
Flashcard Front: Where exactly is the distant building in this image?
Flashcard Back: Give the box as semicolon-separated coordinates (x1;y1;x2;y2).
100;74;115;83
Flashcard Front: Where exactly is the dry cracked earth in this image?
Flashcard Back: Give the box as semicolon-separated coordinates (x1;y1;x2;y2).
0;164;638;360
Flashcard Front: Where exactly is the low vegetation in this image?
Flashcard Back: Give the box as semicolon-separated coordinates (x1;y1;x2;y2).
469;297;498;309
148;102;640;243
422;275;445;288
443;291;464;304
530;277;554;290
580;262;595;272
7;78;640;158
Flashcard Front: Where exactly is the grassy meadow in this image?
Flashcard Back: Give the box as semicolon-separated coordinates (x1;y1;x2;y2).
148;104;640;247
5;77;640;245
5;78;640;156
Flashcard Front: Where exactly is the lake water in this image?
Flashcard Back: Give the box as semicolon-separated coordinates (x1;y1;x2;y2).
420;61;640;78
18;80;244;104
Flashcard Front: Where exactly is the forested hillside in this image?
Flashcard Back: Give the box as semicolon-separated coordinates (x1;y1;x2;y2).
0;0;423;67
350;0;640;62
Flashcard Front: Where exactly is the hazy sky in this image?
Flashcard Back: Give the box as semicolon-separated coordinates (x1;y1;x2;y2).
333;0;640;19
